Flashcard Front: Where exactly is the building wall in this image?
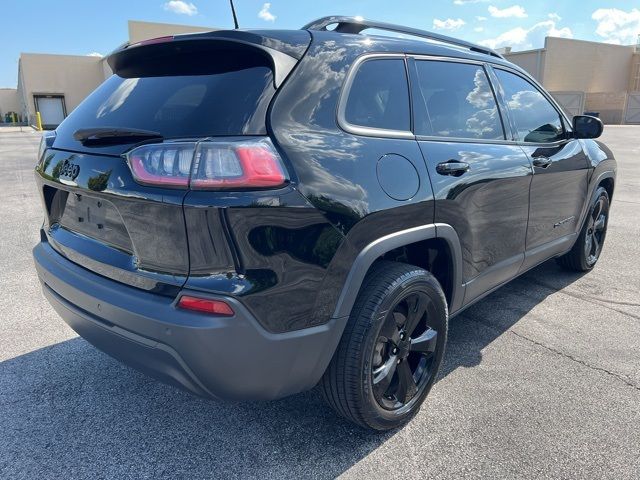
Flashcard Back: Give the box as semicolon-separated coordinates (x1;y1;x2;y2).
0;88;19;120
17;63;27;123
127;20;213;44
506;50;546;82
630;53;640;92
101;58;113;80
505;37;636;124
11;20;219;126
541;37;634;93
585;92;628;125
17;53;104;124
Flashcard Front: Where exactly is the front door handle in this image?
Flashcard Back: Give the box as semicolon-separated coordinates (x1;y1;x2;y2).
532;156;553;168
436;160;470;176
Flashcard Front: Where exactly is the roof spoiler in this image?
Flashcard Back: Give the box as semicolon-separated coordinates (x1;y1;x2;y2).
302;16;504;59
107;31;300;87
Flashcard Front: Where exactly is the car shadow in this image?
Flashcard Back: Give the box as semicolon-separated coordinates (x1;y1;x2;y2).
1;260;586;479
440;260;587;377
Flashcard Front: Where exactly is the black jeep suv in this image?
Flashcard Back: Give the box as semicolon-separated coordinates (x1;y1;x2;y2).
33;17;616;430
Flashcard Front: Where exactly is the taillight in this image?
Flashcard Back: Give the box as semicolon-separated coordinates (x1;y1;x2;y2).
177;296;234;316
191;143;286;189
128;144;193;187
125;138;288;190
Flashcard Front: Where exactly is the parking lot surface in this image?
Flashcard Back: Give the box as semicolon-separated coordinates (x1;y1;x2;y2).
1;126;638;479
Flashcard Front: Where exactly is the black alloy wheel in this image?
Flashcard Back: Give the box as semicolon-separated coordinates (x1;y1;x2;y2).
320;261;448;431
557;186;610;272
584;194;608;266
372;291;439;410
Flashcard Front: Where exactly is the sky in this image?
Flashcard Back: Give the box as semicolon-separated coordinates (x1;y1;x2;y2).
2;0;639;87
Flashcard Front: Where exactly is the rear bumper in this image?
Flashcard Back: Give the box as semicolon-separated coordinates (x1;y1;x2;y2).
33;241;345;400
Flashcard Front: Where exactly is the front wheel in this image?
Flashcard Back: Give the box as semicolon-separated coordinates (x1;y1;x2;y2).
557;187;610;272
320;261;448;431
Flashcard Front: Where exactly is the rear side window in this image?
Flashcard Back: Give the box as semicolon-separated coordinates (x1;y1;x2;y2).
494;69;565;143
413;61;504;140
343;58;411;132
56;65;275;139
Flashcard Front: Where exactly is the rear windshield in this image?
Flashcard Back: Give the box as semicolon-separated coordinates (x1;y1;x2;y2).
56;66;275;140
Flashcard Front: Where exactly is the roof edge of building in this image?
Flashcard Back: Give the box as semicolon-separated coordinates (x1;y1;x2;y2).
504;36;636;56
544;36;636;49
19;52;104;61
127;19;216;32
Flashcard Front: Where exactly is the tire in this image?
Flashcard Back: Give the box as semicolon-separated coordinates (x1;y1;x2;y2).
320;260;448;431
557;187;610;272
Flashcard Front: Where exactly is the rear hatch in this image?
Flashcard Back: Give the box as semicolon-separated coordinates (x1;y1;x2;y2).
36;30;309;294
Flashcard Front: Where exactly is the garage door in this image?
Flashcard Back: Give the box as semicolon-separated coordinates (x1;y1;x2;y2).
35;95;66;127
550;91;584;119
624;93;640;124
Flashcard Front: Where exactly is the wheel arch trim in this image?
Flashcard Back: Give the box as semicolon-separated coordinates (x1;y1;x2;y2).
591;170;615;202
331;223;465;320
577;169;615;232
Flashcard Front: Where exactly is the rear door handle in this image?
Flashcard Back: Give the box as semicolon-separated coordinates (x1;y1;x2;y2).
436;160;470;176
532;156;552;168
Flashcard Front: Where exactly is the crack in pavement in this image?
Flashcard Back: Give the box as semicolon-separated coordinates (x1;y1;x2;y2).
460;312;640;393
584;298;640;307
509;330;640;392
526;278;640;321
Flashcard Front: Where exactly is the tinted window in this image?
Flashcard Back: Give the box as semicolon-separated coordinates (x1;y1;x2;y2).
495;69;565;143
414;61;504;140
344;58;410;131
56;66;275;139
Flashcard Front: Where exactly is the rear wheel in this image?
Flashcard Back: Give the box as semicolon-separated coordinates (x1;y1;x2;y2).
557;187;610;271
320;261;448;431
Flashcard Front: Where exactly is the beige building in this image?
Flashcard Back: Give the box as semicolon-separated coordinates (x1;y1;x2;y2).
126;19;213;44
3;23;639;127
504;37;640;124
2;20;214;128
17;54;105;128
0;88;19;121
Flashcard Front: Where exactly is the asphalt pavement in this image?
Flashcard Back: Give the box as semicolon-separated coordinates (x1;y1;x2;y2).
0;125;638;479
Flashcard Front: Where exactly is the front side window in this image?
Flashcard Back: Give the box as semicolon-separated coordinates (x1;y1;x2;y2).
343;58;411;132
495;69;565;143
413;61;504;140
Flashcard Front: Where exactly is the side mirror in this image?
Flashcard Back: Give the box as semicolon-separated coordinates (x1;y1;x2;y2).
573;115;603;139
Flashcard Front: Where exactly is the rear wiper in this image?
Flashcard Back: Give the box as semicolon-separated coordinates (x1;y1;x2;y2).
73;127;163;145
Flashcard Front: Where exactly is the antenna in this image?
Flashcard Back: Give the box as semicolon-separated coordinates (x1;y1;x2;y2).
229;0;239;29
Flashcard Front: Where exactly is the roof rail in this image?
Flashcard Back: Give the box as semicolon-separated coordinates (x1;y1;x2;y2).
302;16;504;59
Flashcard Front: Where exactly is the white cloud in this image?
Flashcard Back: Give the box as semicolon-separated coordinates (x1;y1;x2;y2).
433;18;466;30
548;13;561;22
488;5;527;19
258;2;276;22
476;16;488;21
474;27;484;32
481;27;528;49
163;1;197;16
86;52;103;57
592;8;640;45
480;20;572;49
454;0;488;4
